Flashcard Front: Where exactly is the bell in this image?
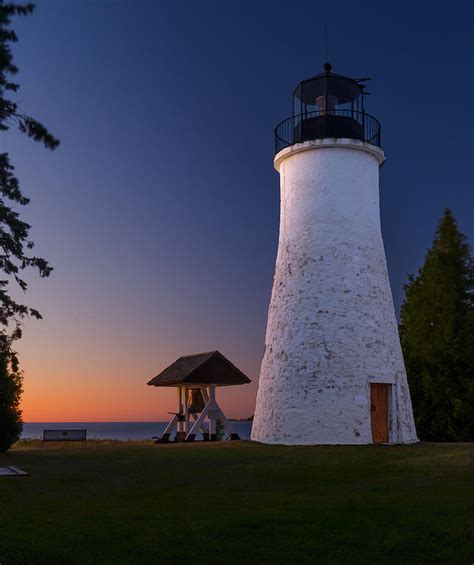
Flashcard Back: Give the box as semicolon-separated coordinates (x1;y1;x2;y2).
188;388;205;413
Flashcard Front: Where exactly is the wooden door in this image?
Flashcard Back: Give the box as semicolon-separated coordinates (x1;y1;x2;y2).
370;383;389;444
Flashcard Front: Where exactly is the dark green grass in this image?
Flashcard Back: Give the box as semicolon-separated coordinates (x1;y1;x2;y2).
0;441;473;564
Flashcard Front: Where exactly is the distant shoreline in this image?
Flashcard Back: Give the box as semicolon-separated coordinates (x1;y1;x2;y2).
21;421;253;441
22;419;251;424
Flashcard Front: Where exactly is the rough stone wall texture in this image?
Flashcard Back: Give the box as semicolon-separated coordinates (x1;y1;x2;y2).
252;142;417;445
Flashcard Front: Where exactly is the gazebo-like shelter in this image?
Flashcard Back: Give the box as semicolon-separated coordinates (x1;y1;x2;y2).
148;351;251;443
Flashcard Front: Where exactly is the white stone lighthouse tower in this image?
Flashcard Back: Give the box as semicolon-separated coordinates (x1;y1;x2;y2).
252;64;417;445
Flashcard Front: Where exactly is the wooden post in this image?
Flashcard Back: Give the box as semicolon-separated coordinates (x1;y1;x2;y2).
201;386;210;438
184;385;189;434
178;386;183;432
209;385;216;440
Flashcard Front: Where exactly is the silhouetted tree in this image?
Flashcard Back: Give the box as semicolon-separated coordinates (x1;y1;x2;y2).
0;331;22;451
400;209;474;441
0;1;59;451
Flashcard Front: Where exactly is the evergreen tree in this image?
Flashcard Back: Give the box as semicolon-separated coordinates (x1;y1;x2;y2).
0;2;59;451
0;331;22;451
399;209;474;441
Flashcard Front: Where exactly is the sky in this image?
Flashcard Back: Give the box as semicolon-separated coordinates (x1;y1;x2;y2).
2;0;473;422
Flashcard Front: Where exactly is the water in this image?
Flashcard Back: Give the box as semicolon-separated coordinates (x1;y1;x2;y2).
21;421;253;441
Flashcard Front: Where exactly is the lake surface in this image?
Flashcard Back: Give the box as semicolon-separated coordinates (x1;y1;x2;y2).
22;421;253;441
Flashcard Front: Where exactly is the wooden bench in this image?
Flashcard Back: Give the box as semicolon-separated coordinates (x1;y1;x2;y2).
42;429;87;447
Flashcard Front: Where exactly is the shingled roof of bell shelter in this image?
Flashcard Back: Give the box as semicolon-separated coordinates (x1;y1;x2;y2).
147;351;251;387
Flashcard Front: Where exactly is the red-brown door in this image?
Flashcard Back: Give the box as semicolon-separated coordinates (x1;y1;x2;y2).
370;383;389;443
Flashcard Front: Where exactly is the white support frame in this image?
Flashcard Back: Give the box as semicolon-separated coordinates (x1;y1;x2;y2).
191;412;209;435
162;414;178;436
158;383;237;442
185;384;235;441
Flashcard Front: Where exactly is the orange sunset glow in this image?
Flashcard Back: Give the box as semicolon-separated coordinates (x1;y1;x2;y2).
17;303;261;422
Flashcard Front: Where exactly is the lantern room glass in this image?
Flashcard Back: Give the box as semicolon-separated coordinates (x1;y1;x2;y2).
292;63;364;118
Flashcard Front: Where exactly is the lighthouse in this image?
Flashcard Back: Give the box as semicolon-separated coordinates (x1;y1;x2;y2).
252;64;417;445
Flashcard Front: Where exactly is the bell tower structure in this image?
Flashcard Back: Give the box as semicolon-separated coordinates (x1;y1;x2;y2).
252;64;417;445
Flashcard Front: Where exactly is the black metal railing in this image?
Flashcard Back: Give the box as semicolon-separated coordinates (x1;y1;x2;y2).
275;109;381;155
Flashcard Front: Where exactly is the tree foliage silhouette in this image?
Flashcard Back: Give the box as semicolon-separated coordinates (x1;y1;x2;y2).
400;210;474;441
0;1;59;451
0;331;22;451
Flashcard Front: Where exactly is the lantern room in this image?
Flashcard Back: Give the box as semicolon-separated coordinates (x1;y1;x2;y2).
275;63;381;154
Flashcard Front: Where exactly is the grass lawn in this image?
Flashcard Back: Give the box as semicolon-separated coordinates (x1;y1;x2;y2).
0;441;473;564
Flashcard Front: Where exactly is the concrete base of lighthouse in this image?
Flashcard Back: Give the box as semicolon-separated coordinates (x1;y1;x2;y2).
251;139;418;445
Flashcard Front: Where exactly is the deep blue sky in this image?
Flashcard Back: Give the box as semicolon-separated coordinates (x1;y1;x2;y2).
5;0;473;420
